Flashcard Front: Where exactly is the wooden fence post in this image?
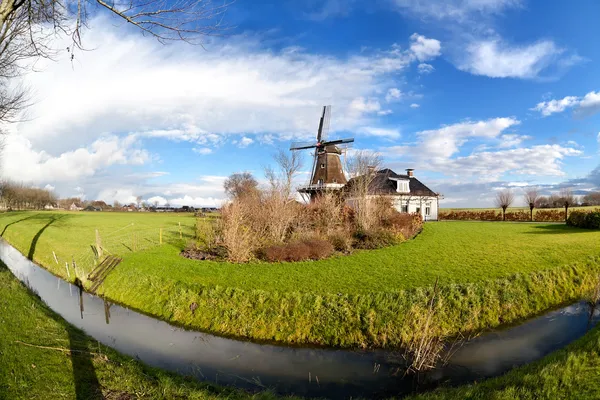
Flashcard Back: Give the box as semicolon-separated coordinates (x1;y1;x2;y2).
65;262;71;279
95;229;103;260
159;228;163;244
53;251;58;264
179;222;182;239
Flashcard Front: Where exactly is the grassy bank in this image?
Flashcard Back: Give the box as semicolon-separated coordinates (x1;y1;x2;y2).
1;211;600;348
3;255;600;400
0;260;276;400
409;326;600;400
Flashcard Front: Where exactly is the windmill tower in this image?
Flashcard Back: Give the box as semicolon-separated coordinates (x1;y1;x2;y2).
290;106;354;202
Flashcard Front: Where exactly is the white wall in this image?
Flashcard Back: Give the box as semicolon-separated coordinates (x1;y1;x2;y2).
391;196;438;221
345;195;439;221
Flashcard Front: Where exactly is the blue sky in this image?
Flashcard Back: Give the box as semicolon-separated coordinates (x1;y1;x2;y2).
3;0;600;207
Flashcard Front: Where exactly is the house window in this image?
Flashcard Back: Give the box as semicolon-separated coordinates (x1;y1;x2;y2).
320;163;325;169
416;207;421;214
401;205;408;213
425;206;431;216
333;179;337;183
317;179;323;185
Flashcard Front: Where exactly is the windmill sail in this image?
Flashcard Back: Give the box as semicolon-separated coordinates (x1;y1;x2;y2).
290;105;354;202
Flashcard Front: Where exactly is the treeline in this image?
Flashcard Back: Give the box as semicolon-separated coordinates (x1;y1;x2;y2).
0;181;57;210
536;191;600;208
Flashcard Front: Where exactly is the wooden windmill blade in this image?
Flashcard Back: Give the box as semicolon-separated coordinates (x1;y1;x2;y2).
290;141;317;151
321;105;331;143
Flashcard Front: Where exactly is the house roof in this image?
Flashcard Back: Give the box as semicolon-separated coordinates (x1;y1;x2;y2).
348;168;438;197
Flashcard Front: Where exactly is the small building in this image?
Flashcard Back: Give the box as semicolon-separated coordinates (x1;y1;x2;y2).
69;202;83;211
347;168;439;221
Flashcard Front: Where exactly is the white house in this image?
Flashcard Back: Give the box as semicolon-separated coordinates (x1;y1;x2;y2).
347;168;439;221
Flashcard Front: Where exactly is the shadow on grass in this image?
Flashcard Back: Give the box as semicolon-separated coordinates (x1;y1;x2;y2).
525;224;592;234
1;214;37;237
0;261;105;399
27;216;66;261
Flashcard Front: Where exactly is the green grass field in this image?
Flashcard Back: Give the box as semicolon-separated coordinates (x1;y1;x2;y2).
2;253;600;400
1;211;600;348
0;260;276;400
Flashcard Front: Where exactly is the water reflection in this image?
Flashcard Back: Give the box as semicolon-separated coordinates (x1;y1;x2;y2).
2;239;598;399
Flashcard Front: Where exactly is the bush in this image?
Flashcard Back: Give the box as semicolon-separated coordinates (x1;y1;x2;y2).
353;229;401;250
328;230;353;253
257;238;334;262
567;210;600;229
439;210;501;221
535;209;565;222
504;211;531;222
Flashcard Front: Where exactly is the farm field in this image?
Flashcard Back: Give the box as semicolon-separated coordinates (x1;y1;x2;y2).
1;211;600;348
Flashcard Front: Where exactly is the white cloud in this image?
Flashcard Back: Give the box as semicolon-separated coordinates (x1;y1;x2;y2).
238;137;254;148
576;91;600;117
392;0;522;21
349;97;381;114
417;63;435;74
414;117;520;158
147;196;167;206
385;88;402;102
458;39;565;79
410;103;420;108
409;33;441;62
597;132;600;145
13;20;426;155
358;126;401;139
44;184;55;191
533;96;579;116
433;145;581;180
2;133;149;184
377;109;393;116
383;117;580;182
192;147;213;155
532;91;600;118
497;134;531;148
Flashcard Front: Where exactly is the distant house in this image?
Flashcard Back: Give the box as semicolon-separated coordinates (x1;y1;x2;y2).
347;168;439;221
84;205;102;212
69;202;83;211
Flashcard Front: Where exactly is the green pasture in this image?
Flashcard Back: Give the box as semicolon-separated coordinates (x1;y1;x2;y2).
2;254;600;400
1;211;600;348
0;260;276;400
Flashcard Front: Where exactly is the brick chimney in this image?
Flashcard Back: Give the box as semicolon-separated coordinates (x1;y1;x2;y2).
406;168;414;178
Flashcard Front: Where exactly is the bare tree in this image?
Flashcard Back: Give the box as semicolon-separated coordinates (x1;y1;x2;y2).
264;149;303;200
344;150;382;231
135;195;142;209
559;188;576;223
582;191;600;206
523;187;540;222
223;172;258;199
495;188;514;221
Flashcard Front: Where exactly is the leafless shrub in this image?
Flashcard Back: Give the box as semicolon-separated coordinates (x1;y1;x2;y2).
220;200;255;263
495;188;514;221
402;279;445;373
344;150;382;232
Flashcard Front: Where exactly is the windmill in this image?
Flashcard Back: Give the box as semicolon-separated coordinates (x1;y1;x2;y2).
290;106;354;202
